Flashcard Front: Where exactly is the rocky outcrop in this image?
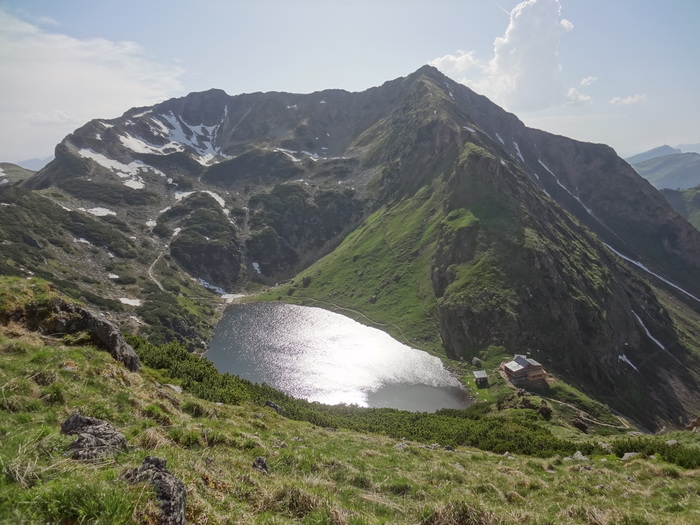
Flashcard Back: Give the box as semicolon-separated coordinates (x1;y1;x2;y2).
60;414;128;460
124;456;186;525
27;297;140;372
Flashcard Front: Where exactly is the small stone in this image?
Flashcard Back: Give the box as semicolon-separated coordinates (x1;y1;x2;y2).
252;456;269;475
264;400;283;415
665;440;678;446
621;452;640;461
572;450;589;461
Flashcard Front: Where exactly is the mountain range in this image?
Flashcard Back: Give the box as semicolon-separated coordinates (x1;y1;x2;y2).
2;65;699;430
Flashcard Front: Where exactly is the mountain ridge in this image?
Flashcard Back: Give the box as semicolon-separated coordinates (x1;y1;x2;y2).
3;65;700;428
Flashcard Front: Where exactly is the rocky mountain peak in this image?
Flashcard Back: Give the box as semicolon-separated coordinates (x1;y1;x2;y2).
5;65;700;428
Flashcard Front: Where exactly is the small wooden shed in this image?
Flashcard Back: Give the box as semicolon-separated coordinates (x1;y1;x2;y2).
473;370;489;388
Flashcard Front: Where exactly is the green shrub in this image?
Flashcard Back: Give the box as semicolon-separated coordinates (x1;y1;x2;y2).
168;427;201;448
181;400;207;418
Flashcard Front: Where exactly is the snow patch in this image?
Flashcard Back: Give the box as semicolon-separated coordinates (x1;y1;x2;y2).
463;126;476;133
604;243;700;303
513;141;525;163
175;191;194;201
77;149;165;185
146;220;157;228
631;311;665;350
108;274;119;279
119;298;142;307
85;207;116;217
74;237;91;244
287;104;297;109
301;151;319;161
252;262;261;274
158;111;230;166
203;190;226;208
198;278;228;295
119;132;184;156
222;293;246;304
538;159;593;215
320;100;327;104
495;133;504;144
172;227;181;238
618;354;640;372
174;190;226;208
275;148;301;162
123;179;144;189
132;110;152;118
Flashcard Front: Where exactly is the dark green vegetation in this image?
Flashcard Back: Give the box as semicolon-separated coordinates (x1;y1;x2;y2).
157;192;242;291
1;279;699;523
247;183;363;275
661;185;700;231
131;335;594;458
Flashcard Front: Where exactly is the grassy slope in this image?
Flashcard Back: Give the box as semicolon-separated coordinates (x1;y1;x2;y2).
256;181;446;354
661;186;700;231
1;325;699;523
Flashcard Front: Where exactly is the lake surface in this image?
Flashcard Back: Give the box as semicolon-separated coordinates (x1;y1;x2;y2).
206;303;471;412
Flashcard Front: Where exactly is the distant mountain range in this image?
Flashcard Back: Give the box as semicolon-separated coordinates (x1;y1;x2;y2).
13;155;54;171
625;146;700;229
2;65;700;429
626;148;700;190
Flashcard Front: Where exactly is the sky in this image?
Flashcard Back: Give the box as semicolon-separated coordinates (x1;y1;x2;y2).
1;0;698;163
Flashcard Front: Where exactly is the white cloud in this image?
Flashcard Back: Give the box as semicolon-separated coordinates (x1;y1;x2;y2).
566;87;591;106
430;0;573;112
580;76;598;87
429;50;478;75
0;9;184;162
609;94;647;105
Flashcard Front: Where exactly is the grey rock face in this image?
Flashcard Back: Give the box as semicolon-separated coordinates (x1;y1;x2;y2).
60;413;128;460
34;297;140;371
124;456;187;525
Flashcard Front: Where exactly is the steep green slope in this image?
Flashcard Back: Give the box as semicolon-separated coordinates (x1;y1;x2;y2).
259;180;446;353
661;185;700;231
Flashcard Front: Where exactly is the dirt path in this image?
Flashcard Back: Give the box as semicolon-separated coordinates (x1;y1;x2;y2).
148;251;166;292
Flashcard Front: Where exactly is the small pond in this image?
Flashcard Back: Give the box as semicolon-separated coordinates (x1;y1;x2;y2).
206;303;471;412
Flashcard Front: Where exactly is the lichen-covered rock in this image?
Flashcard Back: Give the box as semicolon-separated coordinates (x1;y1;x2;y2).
60;413;127;460
29;297;140;371
124;456;186;525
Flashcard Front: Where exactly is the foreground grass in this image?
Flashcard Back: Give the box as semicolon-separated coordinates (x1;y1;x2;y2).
1;328;699;524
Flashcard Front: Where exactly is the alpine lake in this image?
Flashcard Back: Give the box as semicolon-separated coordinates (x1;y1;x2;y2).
206;303;472;412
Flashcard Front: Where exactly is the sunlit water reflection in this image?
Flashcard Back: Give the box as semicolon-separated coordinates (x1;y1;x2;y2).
206;303;471;412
